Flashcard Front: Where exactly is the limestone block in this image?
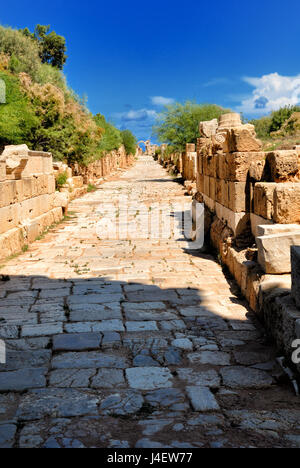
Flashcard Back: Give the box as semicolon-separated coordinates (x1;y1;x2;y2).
217;153;228;180
0;145;29;179
0;161;6;181
0;227;24;261
196;173;204;193
225;152;266;182
228;182;247;212
250;213;274;237
228;127;262;153
291;246;300;308
26;151;53;176
257;224;300;237
219;113;242;128
253;183;277;220
186;143;196;152
215;202;250;236
209;177;216;200
52;191;69;209
203;194;215;213
203;176;210;197
257;232;300;274
221;180;229;207
202;155;213;176
267;150;299;181
273;183;300;224
199;119;218;138
249;159;266;181
72;176;84;189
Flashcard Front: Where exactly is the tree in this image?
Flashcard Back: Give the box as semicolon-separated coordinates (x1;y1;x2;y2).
269;105;300;133
121;129;137;155
20;24;67;70
152;101;228;151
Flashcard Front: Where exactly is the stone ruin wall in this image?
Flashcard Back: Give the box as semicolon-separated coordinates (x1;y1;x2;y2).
71;145;136;184
158;113;300;370
0;145;64;261
0;144;136;261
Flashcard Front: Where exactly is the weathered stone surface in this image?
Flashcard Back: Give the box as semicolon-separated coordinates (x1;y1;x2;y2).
91;368;125;388
225;152;266;182
49;369;95;388
52;351;128;369
126;321;158;332
0;349;51;371
69;303;122;321
199;119;218;138
220;367;273;389
0;368;47;391
53;333;101;351
126;367;173;390
188;351;231;366
257;232;300;274
267;150;299;181
16;389;99;420
100;391;144;415
145;388;186;409
186;386;220;411
21;323;63;337
177;368;220;388
273;183;300;224
0;424;16;448
291;246;300;309
228;128;262;153
171;338;193;350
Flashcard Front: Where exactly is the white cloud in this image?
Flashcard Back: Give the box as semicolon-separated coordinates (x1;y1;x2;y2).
203;77;233;87
151;96;175;106
237;72;300;115
116;108;158;122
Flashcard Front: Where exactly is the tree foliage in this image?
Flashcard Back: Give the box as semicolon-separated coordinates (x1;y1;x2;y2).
21;25;67;70
121;129;137;155
152;102;228;151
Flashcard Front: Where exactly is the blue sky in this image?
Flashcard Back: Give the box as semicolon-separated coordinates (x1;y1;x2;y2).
1;0;300;141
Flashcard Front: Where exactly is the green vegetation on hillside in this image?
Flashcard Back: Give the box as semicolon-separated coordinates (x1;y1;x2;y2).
249;105;300;150
0;24;136;164
152;102;229;151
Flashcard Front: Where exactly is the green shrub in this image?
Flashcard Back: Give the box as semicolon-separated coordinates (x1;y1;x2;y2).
55;171;68;188
121;129;136;155
269;105;300;133
0;71;38;149
249;116;272;140
0;26;41;79
152;102;229;151
87;183;97;192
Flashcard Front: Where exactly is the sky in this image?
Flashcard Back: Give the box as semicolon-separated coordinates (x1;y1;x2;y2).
1;0;300;141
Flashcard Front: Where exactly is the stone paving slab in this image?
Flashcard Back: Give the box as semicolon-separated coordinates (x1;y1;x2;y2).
0;156;299;448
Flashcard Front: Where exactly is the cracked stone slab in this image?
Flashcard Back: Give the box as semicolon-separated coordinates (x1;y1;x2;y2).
52;351;129;369
69;303;122;321
186;386;220;412
49;369;95;388
53;333;101;351
100;391;144;415
144;388;186;410
16;389;100;421
177;368;220;388
221;367;273;389
126;367;173;390
91;368;125;388
125;310;177;321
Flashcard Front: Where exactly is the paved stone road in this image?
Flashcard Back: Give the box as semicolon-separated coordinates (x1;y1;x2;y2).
0;156;300;448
